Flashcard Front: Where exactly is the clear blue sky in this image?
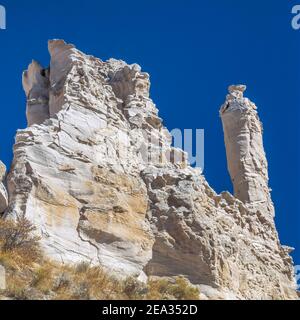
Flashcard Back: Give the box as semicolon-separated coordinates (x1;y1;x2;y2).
0;1;299;266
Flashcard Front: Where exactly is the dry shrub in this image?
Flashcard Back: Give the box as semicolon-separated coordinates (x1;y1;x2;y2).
0;217;41;262
123;277;148;300
75;261;90;273
30;262;55;294
73;265;122;300
147;277;200;300
48;264;123;300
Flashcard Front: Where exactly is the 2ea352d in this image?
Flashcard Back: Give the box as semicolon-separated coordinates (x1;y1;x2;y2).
145;304;198;315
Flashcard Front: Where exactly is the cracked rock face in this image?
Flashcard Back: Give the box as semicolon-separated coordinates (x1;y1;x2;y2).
4;40;297;299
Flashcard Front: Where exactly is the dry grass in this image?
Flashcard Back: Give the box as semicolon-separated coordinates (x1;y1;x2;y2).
0;216;41;262
147;277;200;300
0;218;200;300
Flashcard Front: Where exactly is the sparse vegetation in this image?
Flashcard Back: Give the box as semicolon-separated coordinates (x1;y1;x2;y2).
0;216;41;262
0;218;200;300
147;277;200;300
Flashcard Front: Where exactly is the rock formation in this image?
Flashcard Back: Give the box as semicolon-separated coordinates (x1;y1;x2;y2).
23;60;50;126
1;40;297;299
220;85;274;219
0;161;8;213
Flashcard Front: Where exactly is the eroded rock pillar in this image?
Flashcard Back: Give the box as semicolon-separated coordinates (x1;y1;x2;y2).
220;85;274;217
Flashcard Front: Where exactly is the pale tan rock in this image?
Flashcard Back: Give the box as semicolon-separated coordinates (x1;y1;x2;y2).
4;41;297;299
220;85;274;219
7;40;159;279
141;165;297;299
0;264;5;290
0;161;8;213
0;161;5;181
23;60;50;126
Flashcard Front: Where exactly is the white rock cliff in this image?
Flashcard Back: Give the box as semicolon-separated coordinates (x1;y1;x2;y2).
1;40;297;299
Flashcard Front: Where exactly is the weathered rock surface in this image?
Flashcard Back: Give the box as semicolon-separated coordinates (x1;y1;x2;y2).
220;85;274;220
4;40;297;299
0;264;6;290
0;161;8;213
23;60;50;126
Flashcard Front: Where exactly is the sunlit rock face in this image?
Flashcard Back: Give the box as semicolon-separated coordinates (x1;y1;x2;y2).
220;85;274;220
4;40;297;299
0;161;8;213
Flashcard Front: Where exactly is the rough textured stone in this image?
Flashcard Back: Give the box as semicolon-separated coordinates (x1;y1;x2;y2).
4;40;297;299
141;165;296;299
0;161;8;213
0;264;5;290
220;85;274;220
23;60;50;126
0;161;6;181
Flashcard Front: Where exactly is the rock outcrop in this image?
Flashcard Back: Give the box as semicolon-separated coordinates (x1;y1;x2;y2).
3;40;297;299
23;61;50;126
0;161;8;213
220;85;274;220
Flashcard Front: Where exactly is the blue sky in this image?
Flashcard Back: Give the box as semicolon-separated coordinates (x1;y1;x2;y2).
0;0;299;266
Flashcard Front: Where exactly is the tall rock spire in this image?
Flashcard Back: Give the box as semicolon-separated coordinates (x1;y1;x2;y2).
220;85;274;218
